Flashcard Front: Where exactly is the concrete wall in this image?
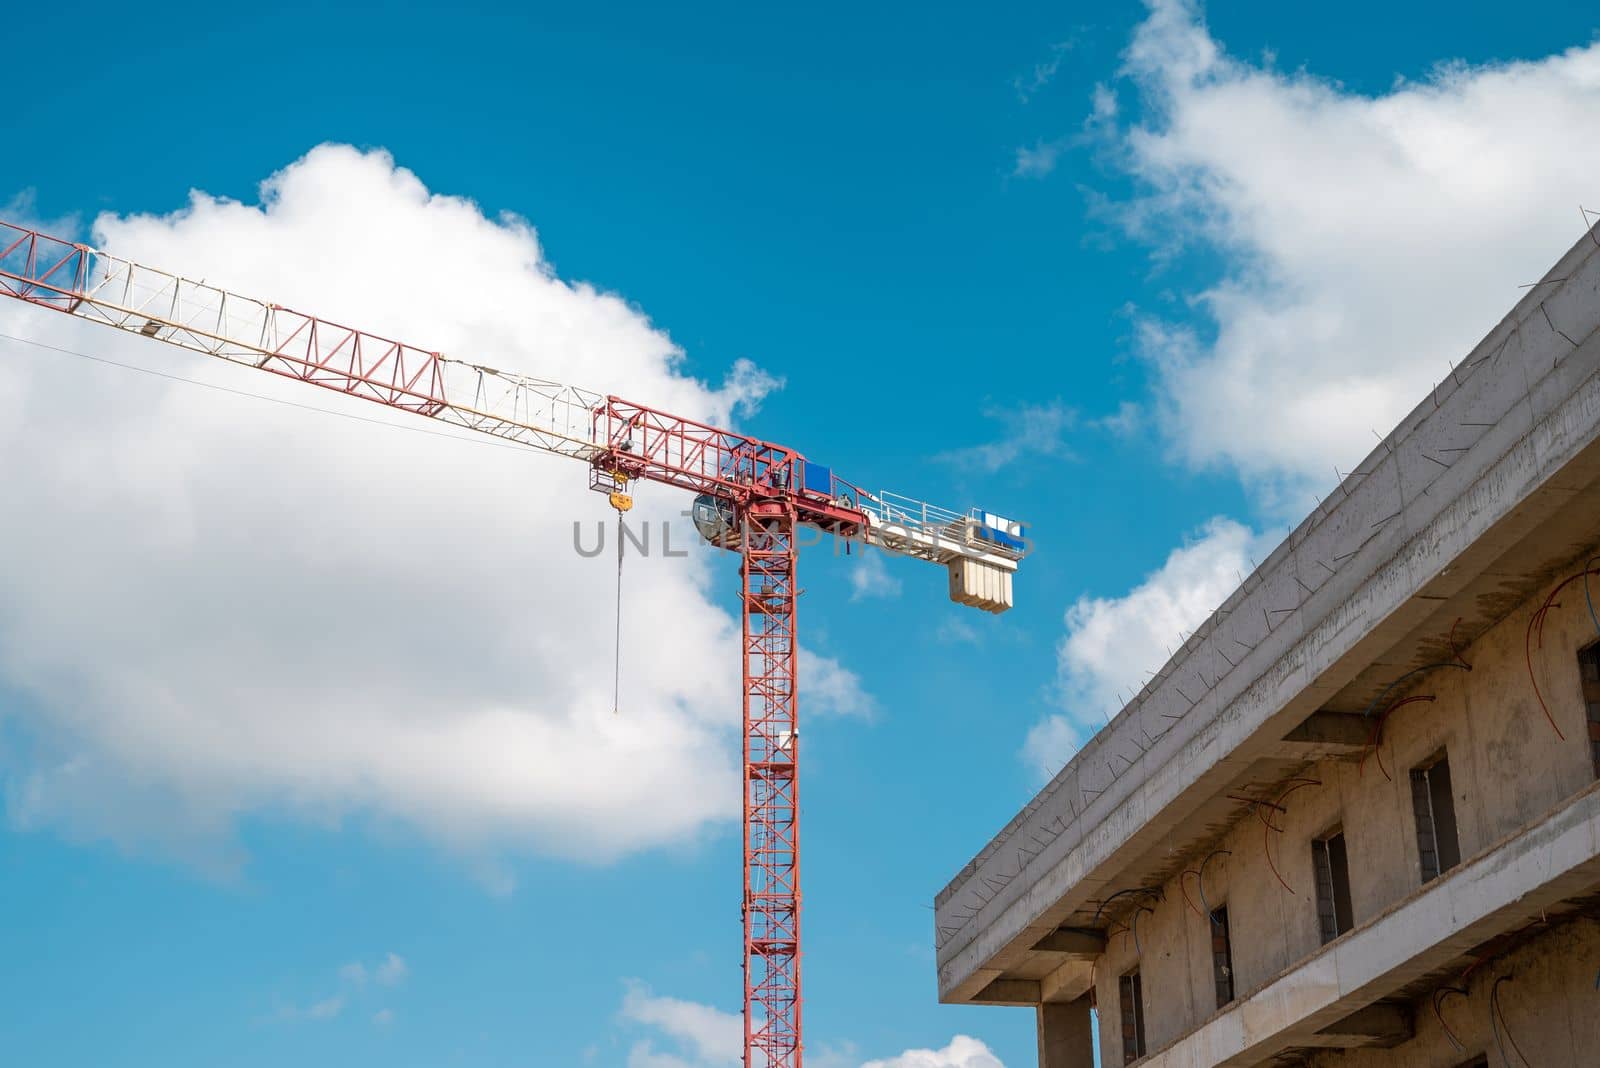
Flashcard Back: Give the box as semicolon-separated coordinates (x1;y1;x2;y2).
1307;917;1600;1068
1089;566;1600;1062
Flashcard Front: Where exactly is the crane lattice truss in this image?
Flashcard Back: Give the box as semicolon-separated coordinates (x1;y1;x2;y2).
0;219;1023;1068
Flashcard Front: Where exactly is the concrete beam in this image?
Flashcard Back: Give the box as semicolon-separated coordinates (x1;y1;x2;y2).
1312;1003;1413;1048
972;978;1039;1006
1038;997;1095;1068
1281;711;1369;749
1031;927;1107;959
1040;959;1094;1005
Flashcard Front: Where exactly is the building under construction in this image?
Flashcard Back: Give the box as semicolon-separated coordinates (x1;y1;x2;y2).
935;226;1600;1067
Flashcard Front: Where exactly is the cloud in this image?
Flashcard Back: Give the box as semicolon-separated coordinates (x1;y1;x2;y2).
1024;1;1600;776
800;648;879;719
1092;400;1143;437
338;953;406;987
0;144;875;868
306;996;344;1020
627;1047;699;1068
1107;0;1600;505
848;552;903;602
619;982;741;1067
936;618;980;645
282;951;401;1024
617;985;1004;1068
1014;41;1075;103
936;401;1076;472
1028;517;1269;776
860;1036;1006;1068
277;994;345;1023
374;952;408;986
1012;139;1070;179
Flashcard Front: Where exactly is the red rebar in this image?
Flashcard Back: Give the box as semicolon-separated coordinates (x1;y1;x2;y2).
1523;567;1600;742
1358;695;1437;782
1178;870;1205;918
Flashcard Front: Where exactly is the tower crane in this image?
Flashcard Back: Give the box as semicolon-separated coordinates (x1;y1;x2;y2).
0;218;1025;1068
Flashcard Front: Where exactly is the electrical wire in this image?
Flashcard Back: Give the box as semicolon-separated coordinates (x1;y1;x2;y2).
1197;850;1230;917
1490;974;1532;1068
1361;659;1470;721
1091;886;1162;926
1585;555;1600;639
1431;985;1468;1052
1132;906;1152;957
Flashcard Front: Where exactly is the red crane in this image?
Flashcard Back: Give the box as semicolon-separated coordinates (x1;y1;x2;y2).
0;219;1024;1067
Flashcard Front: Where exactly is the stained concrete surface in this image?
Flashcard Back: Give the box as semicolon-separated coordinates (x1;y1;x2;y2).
1085;574;1600;1062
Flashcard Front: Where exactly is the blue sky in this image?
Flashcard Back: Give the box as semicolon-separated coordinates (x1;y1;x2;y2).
4;2;1600;1066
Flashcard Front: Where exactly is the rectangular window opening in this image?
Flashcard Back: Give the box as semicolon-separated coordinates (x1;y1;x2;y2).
1580;641;1600;780
1311;829;1354;944
1210;905;1235;1008
1118;968;1147;1064
1411;751;1461;882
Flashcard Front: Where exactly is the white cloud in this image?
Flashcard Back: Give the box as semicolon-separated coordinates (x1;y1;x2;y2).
0;144;875;868
1092;400;1143;437
617;985;1004;1068
285;952;400;1023
1027;2;1600;776
936;401;1077;472
936;617;980;645
1109;0;1600;504
619;982;741;1066
801;647;878;719
1022;715;1082;781
627;1046;699;1068
307;996;344;1020
278;994;345;1022
860;1036;1006;1068
1013;139;1070;179
848;552;903;602
1029;518;1269;776
374;952;408;986
1014;41;1074;103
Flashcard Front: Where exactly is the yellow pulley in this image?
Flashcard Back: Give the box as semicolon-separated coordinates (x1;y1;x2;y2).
608;470;632;513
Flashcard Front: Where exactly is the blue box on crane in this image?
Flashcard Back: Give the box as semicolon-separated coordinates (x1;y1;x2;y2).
975;512;1027;552
801;461;833;496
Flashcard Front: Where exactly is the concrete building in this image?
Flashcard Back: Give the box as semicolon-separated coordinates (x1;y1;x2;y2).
933;226;1600;1068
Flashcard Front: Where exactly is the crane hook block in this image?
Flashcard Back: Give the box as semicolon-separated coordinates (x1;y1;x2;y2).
610;491;634;513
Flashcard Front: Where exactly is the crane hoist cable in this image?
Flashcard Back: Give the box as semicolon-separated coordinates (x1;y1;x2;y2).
610;474;633;715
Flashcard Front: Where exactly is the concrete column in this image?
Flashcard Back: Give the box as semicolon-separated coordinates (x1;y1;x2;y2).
1037;996;1095;1068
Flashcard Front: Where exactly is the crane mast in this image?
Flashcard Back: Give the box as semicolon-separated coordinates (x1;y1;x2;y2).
0;219;1024;1067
